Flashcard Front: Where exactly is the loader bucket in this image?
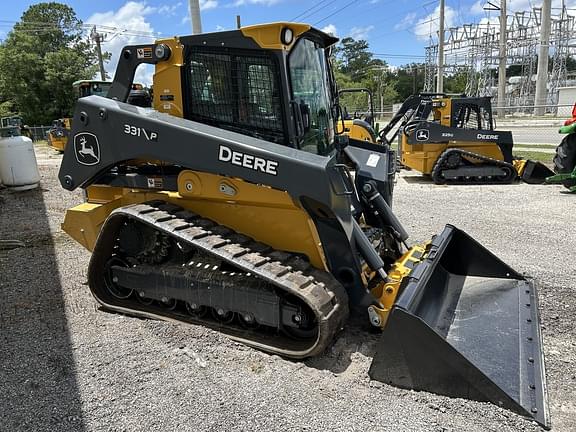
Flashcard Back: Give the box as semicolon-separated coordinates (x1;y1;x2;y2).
369;225;549;429
519;160;555;184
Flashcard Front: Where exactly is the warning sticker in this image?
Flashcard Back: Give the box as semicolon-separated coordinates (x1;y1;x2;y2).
147;177;163;189
136;47;153;59
366;154;380;168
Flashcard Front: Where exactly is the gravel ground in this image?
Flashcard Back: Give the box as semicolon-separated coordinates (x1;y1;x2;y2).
1;143;574;432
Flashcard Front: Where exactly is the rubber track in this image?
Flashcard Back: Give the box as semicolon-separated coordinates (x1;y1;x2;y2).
431;148;516;185
88;200;349;359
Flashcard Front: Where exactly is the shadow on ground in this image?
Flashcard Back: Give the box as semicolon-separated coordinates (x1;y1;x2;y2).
401;175;436;184
0;187;85;431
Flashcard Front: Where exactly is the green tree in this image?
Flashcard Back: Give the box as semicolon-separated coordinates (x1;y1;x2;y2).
444;70;468;94
0;2;99;124
335;37;386;80
393;64;426;101
332;37;396;114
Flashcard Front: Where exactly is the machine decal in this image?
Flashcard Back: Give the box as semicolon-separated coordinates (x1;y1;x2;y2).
74;133;100;166
218;145;279;175
124;124;158;141
416;129;429;141
477;133;499;140
366;154;380;167
136;47;153;59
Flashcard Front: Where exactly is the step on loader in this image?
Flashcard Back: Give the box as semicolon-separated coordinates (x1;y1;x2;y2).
58;23;549;428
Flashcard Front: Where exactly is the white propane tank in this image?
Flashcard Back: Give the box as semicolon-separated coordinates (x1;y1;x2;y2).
0;131;40;191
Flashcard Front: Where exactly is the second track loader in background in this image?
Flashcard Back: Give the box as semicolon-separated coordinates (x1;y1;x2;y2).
58;23;549;428
379;94;554;184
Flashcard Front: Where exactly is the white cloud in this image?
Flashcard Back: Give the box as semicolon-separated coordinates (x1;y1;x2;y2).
233;0;281;6
470;1;486;15
321;24;337;36
478;16;500;26
413;5;456;41
87;2;159;85
215;25;227;31
200;0;219;10
349;25;374;40
394;12;417;31
157;2;183;15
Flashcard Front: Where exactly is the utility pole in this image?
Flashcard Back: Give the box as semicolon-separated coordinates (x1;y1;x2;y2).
534;0;552;116
497;0;507;118
236;15;241;29
189;0;202;34
436;0;445;93
91;26;106;81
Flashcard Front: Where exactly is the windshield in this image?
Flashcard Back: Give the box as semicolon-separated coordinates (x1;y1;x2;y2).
289;38;335;155
76;82;112;98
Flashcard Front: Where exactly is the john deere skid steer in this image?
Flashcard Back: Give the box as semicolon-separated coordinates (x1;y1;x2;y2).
58;23;549;427
380;94;554;185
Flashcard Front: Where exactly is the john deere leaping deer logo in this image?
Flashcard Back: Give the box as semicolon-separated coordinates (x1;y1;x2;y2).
416;129;430;141
74;133;100;166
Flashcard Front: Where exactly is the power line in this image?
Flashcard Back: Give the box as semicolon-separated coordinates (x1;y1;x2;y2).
373;53;427;58
291;0;335;22
0;19;158;38
314;0;359;25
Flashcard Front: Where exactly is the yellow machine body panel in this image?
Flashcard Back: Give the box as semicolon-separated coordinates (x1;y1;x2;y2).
435;97;452;127
400;138;505;174
62;170;327;270
153;38;185;117
338;119;374;142
240;22;311;50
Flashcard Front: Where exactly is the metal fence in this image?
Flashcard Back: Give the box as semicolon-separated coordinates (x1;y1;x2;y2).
28;126;52;142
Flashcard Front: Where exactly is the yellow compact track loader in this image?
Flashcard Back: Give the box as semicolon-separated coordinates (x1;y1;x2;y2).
58;23;549;427
337;88;377;142
379;94;554;184
47;118;71;152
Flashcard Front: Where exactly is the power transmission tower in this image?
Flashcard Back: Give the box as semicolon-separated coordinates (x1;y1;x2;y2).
424;2;576;113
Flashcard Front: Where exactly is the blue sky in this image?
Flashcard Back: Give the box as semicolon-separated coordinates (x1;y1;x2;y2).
0;0;560;84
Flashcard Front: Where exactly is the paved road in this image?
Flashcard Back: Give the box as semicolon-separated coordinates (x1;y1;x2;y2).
506;126;562;146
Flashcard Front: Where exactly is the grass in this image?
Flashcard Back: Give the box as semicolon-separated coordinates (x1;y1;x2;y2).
513;143;558;149
513;151;553;163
